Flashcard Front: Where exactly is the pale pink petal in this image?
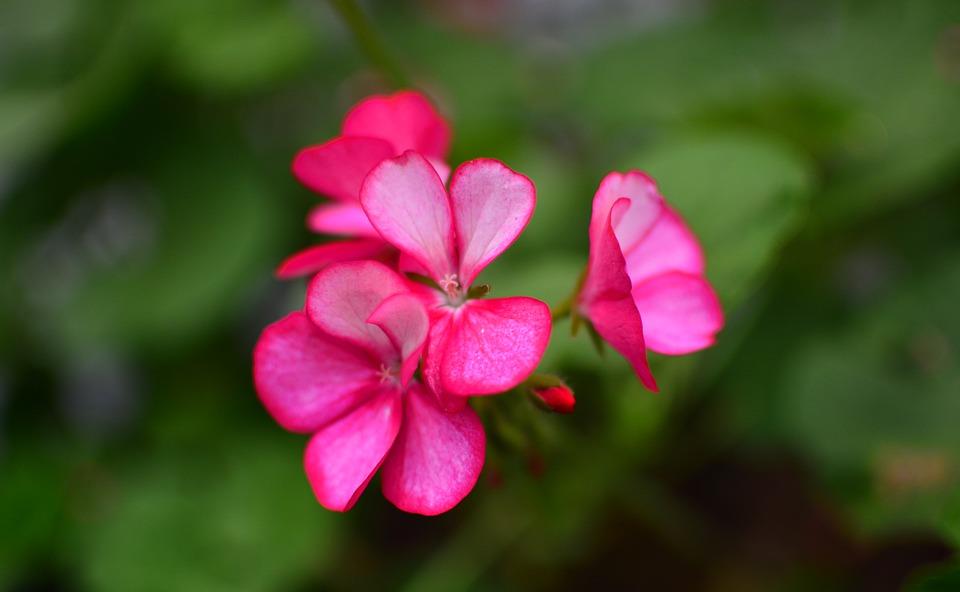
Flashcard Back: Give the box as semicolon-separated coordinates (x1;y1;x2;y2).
367;293;429;386
275;239;393;279
304;388;402;512
253;312;379;433
360;151;456;280
632;271;724;355
292;136;395;202
342;90;451;158
438;297;551;396
307;202;380;238
449;159;536;287
381;384;484;515
623;206;704;284
589;171;663;254
306;260;408;360
580;199;658;391
427;157;451;185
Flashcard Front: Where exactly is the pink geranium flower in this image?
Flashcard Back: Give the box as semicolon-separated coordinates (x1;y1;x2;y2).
359;151;551;405
254;260;485;515
577;171;724;390
277;91;452;278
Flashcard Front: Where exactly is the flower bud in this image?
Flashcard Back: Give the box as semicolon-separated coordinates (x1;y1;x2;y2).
529;384;575;414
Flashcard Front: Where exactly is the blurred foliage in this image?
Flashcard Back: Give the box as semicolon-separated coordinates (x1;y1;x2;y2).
1;0;959;590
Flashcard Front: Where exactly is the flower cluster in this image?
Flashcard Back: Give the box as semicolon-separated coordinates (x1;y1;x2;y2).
253;91;724;515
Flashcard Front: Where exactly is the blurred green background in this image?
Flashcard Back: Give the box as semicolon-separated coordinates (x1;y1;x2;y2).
1;0;959;590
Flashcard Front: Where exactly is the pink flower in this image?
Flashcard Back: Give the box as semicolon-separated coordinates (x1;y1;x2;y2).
360;151;552;405
254;260;485;515
277;91;452;278
577;171;724;390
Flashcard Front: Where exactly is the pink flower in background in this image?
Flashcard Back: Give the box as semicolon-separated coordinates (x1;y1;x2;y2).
578;171;724;390
277;91;452;278
254;260;485;515
360;151;551;405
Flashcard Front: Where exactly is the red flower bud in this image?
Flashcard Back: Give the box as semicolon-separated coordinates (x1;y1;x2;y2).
530;384;575;414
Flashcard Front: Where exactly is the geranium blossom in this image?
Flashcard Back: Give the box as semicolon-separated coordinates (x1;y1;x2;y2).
577;171;724;390
277;91;452;278
360;151;551;405
254;260;485;514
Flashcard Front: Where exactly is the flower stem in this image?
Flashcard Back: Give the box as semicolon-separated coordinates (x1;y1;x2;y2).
329;0;409;89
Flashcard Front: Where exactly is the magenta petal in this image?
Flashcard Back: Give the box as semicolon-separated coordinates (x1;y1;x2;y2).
381;384;485;515
292;137;395;202
304;388;402;512
632;271;724;355
590;171;664;254
367;293;429;386
306;260;409;360
342;91;451;159
421;311;469;412
307;202;380;238
439;297;551;396
275;239;392;279
360;151;456;280
624;206;705;284
581;199;658;391
449;159;536;287
253;312;379;433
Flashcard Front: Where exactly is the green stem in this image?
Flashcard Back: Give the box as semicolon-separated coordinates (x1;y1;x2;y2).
329;0;408;88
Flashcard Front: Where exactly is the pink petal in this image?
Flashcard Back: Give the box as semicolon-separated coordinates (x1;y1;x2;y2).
304;388;402;512
342;91;451;159
253;312;379;433
438;297;552;396
589;171;664;254
306;260;409;361
449;159;536;287
292;136;395;202
367;293;429;386
427;157;451;185
360;151;456;281
380;384;484;515
275;239;393;279
307;202;381;238
632;271;724;355
623;206;704;284
580;199;658;391
421;310;469;412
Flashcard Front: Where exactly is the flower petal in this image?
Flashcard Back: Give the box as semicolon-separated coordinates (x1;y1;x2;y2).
623;206;704;284
253;312;379;433
304;388;402;512
360;151;456;280
439;297;551;396
275;239;393;279
367;293;429;386
580;199;658;391
342;90;451;158
381;384;484;515
292;136;395;202
590;171;664;255
632;271;724;355
449;159;536;287
307;202;380;238
421;310;469;412
306;260;409;361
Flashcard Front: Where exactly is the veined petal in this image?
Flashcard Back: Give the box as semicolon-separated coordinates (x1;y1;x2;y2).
589;171;663;254
253;312;379;433
304;388;402;512
360;151;456;280
275;239;393;279
306;260;409;360
292;136;395;202
367;293;429;386
342;90;451;159
421;310;469;412
580;199;658;391
381;384;485;515
439;297;551;396
632;271;724;355
307;202;381;238
450;159;536;287
624;206;704;284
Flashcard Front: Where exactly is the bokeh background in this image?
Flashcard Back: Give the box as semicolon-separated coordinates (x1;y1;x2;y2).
2;0;960;590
